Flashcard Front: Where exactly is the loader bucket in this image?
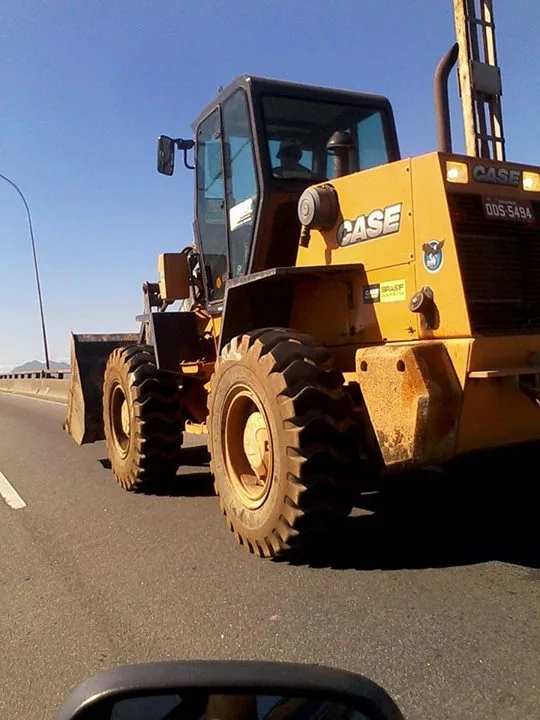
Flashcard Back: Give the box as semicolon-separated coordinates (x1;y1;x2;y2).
64;333;139;445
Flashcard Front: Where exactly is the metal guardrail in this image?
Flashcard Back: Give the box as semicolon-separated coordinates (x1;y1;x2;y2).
0;370;71;380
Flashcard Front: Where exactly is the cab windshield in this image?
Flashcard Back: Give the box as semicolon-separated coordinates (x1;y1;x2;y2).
261;94;391;181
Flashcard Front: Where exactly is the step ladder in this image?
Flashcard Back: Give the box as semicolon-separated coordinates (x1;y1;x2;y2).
453;0;506;160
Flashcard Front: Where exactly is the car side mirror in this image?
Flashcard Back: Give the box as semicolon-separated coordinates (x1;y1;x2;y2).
56;661;406;720
157;135;175;175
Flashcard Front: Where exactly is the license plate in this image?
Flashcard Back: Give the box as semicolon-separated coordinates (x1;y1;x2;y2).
482;196;535;223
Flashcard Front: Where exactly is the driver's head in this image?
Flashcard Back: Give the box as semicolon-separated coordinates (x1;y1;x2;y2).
277;138;303;168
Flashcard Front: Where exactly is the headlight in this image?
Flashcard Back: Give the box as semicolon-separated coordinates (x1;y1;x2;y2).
523;171;540;192
446;161;469;184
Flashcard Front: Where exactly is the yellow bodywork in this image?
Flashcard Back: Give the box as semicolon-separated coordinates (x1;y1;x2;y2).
293;151;540;469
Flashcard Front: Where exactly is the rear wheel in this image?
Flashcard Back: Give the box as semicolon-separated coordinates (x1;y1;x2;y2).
103;345;183;490
208;328;358;558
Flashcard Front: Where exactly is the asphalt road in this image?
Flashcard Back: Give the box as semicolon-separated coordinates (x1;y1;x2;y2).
0;393;538;719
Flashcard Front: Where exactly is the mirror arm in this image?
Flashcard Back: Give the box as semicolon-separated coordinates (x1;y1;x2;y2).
176;138;195;170
183;150;195;170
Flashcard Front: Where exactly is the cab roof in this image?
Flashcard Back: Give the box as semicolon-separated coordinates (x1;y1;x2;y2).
192;74;394;131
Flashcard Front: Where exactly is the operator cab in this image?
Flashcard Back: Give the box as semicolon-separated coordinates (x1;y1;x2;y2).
158;76;400;305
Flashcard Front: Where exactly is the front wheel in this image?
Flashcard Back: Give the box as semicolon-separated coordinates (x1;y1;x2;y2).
208;328;358;558
102;345;183;490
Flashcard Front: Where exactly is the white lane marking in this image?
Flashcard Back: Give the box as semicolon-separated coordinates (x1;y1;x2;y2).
0;470;27;509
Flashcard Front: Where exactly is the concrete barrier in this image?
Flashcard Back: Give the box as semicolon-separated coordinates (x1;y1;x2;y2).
0;374;70;404
37;379;71;403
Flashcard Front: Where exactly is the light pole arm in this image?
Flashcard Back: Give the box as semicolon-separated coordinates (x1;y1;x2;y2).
0;173;50;370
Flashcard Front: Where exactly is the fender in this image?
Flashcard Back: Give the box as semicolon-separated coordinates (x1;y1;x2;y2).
219;264;364;353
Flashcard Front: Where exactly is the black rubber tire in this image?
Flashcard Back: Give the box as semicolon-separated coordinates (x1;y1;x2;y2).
102;344;183;491
208;328;358;558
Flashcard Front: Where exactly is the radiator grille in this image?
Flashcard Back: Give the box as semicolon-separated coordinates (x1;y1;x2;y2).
448;193;540;334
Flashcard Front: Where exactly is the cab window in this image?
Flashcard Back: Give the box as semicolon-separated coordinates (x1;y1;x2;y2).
222;89;259;278
356;110;389;170
196;109;227;301
261;95;391;181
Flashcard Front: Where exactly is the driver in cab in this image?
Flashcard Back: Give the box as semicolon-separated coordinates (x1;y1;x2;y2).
273;138;315;179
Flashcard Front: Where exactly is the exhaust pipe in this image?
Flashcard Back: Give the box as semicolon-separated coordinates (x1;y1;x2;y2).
434;43;459;153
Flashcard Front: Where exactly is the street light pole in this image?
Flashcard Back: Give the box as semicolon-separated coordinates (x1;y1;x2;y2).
0;173;50;370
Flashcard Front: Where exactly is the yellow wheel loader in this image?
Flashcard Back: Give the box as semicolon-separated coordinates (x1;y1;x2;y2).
65;2;540;557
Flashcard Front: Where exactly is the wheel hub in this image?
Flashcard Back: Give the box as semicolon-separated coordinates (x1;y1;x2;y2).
224;386;273;509
120;398;130;436
110;383;130;458
243;411;270;480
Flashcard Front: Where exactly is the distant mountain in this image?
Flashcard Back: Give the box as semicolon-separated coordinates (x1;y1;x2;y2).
11;360;70;373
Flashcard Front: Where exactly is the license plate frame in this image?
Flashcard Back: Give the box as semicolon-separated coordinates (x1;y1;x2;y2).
482;196;535;223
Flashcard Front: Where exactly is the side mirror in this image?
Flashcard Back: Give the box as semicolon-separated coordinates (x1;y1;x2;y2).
56;661;406;720
157;135;175;176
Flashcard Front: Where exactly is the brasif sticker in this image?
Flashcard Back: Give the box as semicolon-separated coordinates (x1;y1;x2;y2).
380;279;406;303
362;280;406;304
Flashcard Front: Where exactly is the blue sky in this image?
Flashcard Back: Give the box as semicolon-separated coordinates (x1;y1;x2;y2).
1;0;539;369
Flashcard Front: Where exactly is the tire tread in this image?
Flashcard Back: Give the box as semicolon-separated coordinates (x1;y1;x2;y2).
103;344;183;490
209;328;359;558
